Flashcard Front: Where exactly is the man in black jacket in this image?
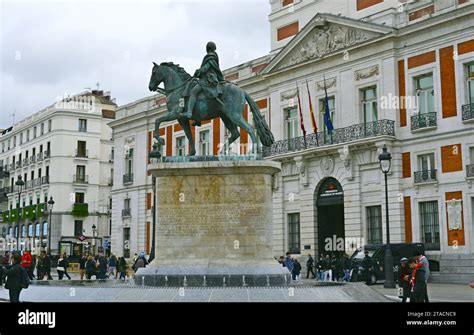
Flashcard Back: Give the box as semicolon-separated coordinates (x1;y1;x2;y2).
409;258;427;303
43;252;53;280
5;253;24;302
306;254;315;279
362;250;373;285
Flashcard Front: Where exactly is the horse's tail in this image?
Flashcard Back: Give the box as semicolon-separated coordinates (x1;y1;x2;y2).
244;92;274;147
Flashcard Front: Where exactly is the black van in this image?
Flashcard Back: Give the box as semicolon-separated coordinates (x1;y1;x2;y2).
350;243;425;284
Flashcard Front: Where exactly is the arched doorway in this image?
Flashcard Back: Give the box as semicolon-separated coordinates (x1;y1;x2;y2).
316;177;345;256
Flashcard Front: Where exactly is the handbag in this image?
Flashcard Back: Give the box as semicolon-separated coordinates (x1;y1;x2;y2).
397;285;403;298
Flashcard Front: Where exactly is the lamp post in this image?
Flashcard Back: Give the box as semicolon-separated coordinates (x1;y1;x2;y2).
148;143;160;262
15;176;25;251
47;196;55;254
92;224;97;256
379;145;395;289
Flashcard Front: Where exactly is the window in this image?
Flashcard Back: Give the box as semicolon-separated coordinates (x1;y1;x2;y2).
19;132;23;145
361;87;378;123
48;119;52;132
14;226;18;238
13;136;16;148
419;201;440;250
76;141;87;157
26;130;30;141
28;224;33;237
125;148;133;175
33;126;37;139
467;63;474;105
35;223;41;237
123;227;131;258
418;153;435;172
318;96;335;134
124;198;130;210
366;206;382;244
21;224;26;238
176;136;186;157
199;131;210;156
415;74;434;114
78;119;87;132
288;213;300;254
76;165;86;182
284;107;299;140
42;221;48;236
74;220;83;236
75;192;85;204
40;123;44;135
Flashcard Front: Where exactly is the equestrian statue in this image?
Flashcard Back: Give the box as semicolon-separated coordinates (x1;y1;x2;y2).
148;41;274;157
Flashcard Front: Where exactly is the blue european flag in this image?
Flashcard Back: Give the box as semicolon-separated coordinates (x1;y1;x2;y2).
323;79;334;134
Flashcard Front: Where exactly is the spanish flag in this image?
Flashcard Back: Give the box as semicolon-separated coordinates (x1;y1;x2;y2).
306;79;318;134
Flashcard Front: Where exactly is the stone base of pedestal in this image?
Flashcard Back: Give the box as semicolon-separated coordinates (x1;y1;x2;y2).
135;159;290;287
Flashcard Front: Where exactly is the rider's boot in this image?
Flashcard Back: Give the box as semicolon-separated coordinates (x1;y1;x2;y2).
182;95;195;119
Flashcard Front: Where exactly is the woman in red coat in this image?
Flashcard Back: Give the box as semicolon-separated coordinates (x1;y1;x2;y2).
20;251;32;280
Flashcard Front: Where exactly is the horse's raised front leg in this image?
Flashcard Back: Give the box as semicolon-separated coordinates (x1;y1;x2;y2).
179;118;196;156
154;110;180;157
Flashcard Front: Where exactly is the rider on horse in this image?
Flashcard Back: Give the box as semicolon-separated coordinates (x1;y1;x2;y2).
181;41;225;121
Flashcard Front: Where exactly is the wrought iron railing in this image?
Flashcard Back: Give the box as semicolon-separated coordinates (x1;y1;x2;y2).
466;164;474;178
123;173;134;185
262;119;395;157
75;149;88;158
462;103;474;121
414;169;437;183
411;112;437;131
41;175;49;184
122;208;131;217
73;175;88;184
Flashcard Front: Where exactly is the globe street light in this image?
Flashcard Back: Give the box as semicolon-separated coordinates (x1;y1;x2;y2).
15;176;25;251
379;145;395;289
47;196;55;254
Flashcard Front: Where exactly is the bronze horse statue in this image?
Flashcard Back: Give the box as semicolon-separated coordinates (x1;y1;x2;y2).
148;62;274;157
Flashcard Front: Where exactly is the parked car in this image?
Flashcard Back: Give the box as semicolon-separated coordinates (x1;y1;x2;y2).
350;243;425;284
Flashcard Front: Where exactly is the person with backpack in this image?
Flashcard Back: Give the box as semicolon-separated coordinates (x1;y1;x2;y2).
5;253;29;302
85;256;96;279
117;257;127;281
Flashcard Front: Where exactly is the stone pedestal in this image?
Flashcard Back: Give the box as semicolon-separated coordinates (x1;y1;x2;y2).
135;159;290;286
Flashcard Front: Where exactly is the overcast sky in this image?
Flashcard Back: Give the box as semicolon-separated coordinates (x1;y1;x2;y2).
0;0;269;128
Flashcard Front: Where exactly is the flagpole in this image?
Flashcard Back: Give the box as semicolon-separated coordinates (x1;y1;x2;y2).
296;82;307;149
306;79;319;146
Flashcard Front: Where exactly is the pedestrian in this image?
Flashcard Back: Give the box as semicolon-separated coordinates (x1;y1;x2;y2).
333;254;343;282
132;252;147;276
79;255;87;280
342;254;352;282
362;250;373;285
414;249;430;303
108;253;117;279
306;254;315;279
21;250;33;280
0;251;10;286
43;252;53;280
398;258;411;303
5;253;29;303
292;258;302;282
409;258;427;303
283;252;294;278
36;253;44;280
85;256;96;279
57;253;71;280
97;254;108;279
324;254;332;281
30;254;37;280
315;255;324;281
278;256;285;267
117;257;127;280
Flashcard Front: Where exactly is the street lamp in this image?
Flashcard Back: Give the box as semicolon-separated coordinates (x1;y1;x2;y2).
379;145;395;289
47;196;55;254
92;224;97;256
15;176;25;251
148;142;159;263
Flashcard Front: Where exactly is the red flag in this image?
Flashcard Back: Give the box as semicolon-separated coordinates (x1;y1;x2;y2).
306;79;318;134
296;83;307;147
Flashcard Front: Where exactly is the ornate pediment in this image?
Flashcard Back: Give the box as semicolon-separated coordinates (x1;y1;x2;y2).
263;14;391;74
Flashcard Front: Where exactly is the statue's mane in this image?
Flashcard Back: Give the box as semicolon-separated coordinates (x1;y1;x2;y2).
160;62;191;81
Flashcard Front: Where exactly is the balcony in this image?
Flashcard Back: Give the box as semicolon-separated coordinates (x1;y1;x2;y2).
15;161;22;169
123;173;134;185
75;149;89;158
37;152;44;162
22;158;28;166
29;155;36;164
414;169;437;184
71;203;89;217
0;166;9;179
25;180;33;189
467;164;474;178
108;177;113;186
33;178;42;187
44;150;50;159
462;103;474;122
122;208;131;218
41;175;49;184
79;126;87;133
73;175;88;184
411;112;437;131
263;119;395;158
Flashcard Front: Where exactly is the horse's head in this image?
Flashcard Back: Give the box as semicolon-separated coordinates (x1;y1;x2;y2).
148;62;163;92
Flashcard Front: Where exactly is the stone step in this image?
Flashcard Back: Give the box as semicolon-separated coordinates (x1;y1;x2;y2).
429;273;473;284
439;259;474;267
438;254;474;260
